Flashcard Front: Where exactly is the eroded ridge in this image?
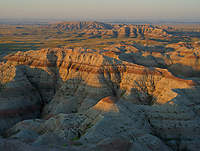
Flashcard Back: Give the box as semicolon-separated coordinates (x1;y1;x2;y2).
0;43;200;150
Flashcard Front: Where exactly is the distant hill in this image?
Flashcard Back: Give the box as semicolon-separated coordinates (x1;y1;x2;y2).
45;21;113;30
44;21;169;38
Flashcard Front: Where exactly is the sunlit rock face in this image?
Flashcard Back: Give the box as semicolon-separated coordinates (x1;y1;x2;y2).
1;41;200;151
45;21;169;38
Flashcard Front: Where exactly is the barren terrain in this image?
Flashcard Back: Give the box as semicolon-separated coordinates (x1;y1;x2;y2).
0;21;200;151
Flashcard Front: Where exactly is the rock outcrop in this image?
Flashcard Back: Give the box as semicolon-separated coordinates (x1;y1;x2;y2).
1;41;200;150
44;21;169;38
45;21;113;30
0;66;42;134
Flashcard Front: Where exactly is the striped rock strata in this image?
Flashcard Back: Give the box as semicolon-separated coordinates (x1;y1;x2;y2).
0;67;42;133
0;44;200;150
44;21;169;38
6;95;200;150
6;97;172;151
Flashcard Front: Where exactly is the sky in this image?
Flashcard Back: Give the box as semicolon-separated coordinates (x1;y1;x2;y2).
0;0;200;21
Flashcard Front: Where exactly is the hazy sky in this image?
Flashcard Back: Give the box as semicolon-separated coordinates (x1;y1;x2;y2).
0;0;200;21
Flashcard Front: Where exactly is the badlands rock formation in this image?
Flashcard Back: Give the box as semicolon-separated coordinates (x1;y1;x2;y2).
45;21;113;30
0;42;200;150
44;21;169;38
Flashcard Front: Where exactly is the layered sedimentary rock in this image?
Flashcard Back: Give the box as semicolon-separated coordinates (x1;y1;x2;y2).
0;66;42;134
5;97;172;151
42;21;200;39
163;42;200;78
44;21;169;38
1;42;200;150
45;21;113;30
0;135;140;151
144;97;200;150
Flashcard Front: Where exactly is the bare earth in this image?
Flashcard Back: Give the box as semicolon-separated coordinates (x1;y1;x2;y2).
0;21;200;151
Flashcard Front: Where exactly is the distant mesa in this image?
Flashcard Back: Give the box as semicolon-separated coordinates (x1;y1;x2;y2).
38;21;200;39
45;21;113;30
43;21;169;38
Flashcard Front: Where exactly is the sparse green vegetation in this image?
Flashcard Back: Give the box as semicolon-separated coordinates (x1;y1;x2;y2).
73;142;83;146
63;144;67;147
1;23;199;61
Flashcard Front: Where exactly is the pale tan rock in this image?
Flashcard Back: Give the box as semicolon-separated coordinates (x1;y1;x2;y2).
1;40;200;150
44;21;169;38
